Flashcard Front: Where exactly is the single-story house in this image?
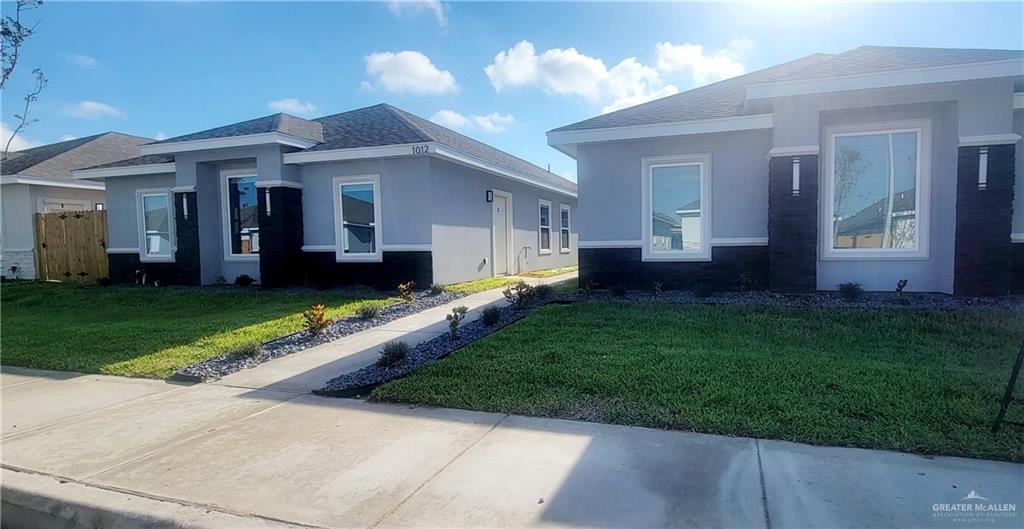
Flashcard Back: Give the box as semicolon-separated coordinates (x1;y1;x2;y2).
1;132;152;279
548;45;1024;296
73;104;577;287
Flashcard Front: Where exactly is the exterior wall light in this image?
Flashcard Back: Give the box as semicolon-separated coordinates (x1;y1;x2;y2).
486;190;493;202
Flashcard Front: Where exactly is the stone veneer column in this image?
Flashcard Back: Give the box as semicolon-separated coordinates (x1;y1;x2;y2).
768;154;818;293
954;144;1016;296
173;191;201;285
257;185;304;288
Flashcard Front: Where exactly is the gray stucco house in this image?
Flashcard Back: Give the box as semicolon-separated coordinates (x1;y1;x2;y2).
1;132;152;279
548;45;1024;296
74;104;577;287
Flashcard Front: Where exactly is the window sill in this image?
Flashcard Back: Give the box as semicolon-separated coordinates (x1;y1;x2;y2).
140;255;175;263
224;254;260;262
559;248;571;254
641;249;712;262
538;249;552;256
820;251;929;261
336;254;384;263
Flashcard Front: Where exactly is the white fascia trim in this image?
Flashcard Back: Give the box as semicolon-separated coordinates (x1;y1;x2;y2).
767;145;819;158
73;163;176;180
432;145;578;199
1;175;105;190
747;58;1024;100
709;237;769;247
958;133;1021;147
254;179;303;189
578;240;643;248
283;143;436;164
546;114;774;150
1014;93;1024;110
106;247;140;254
1011;233;1024;243
140;132;318;156
381;244;432;251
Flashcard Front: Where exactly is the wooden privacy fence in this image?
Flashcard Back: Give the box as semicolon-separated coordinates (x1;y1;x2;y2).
34;210;108;282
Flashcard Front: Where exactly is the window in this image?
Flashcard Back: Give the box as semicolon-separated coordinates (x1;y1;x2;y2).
559;204;571;253
94;203;105;211
333;174;382;262
538;200;552;254
641;153;711;261
824;120;930;260
222;173;259;259
136;189;174;262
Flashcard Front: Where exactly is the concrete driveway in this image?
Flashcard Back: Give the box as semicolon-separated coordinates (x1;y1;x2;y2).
2;367;1022;529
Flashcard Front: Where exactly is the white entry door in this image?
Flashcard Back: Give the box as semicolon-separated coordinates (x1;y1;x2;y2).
492;193;510;275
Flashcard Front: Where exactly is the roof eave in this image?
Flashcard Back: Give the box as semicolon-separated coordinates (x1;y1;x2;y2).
547;113;774;150
1;175;105;190
140;132;318;156
73;162;177;180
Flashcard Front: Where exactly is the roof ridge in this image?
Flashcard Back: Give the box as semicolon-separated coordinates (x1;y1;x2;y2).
378;104;436;143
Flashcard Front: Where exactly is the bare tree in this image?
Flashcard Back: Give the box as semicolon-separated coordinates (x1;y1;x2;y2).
1;0;44;158
832;145;869;242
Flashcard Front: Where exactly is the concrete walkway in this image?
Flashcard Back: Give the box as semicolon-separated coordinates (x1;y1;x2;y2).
2;368;1022;529
214;272;576;393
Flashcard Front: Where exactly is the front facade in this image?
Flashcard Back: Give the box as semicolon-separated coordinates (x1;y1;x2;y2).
549;46;1024;296
76;105;577;288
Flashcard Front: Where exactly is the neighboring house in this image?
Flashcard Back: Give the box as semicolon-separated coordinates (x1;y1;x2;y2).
1;133;152;279
548;45;1024;296
73;104;577;288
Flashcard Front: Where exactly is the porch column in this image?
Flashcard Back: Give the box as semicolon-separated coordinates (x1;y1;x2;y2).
256;183;304;288
954;142;1016;296
768;153;819;293
173;188;201;286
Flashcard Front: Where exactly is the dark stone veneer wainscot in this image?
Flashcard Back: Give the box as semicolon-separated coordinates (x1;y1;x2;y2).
954;144;1016;296
768;154;818;294
303;251;433;289
578;246;768;291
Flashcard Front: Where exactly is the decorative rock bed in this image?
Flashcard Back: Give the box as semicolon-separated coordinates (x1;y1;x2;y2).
173;290;465;382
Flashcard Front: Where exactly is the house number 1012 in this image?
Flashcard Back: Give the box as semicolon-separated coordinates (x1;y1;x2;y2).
412;145;431;155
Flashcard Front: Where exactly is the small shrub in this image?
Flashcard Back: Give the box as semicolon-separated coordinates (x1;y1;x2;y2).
896;279;908;295
737;274;754;293
215;275;227;285
838;282;864;301
228;341;262;358
611;283;627;297
651;281;663;297
446;305;469;339
398;281;416;303
358;304;381;320
503;281;536;307
582;280;599;295
429;283;445;296
235;274;255;287
535;284;554;299
303;304;332;335
481;306;502;326
377;340;409;369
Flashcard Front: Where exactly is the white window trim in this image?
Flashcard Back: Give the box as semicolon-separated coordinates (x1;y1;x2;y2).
641;153;712;262
538;199;552;255
559;204;571;253
333;174;383;263
821;119;931;261
220;168;260;262
135;187;175;263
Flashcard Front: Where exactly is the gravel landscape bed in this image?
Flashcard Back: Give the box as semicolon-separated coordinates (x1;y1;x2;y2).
314;303;533;397
173;290;465;381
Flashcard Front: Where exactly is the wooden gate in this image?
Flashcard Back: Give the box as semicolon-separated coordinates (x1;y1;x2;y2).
34;210;109;282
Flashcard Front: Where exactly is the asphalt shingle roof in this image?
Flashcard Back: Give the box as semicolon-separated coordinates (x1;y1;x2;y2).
1;132;152;179
84;154;176;170
152;113;324;145
551;45;1023;133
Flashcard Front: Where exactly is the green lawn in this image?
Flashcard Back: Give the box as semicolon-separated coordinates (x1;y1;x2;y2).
1;281;393;378
443;276;520;295
373;301;1024;462
518;265;578;278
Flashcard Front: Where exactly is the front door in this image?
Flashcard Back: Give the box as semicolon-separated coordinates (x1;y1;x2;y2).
492;194;509;275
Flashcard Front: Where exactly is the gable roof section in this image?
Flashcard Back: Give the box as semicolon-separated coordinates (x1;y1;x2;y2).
1;132;151;180
151;113;324;145
551;45;1023;135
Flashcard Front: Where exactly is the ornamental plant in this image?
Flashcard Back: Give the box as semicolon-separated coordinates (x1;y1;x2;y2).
303;304;332;335
446;305;469;339
377;340;410;369
481;306;501;326
397;281;416;303
502;281;536;307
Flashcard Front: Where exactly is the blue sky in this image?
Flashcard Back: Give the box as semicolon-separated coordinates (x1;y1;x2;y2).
2;1;1022;181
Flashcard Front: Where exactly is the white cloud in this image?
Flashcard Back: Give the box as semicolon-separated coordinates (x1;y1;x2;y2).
60;134;77;141
473;112;514;133
1;122;41;152
387;0;447;28
430;109;469;129
63;100;124;119
66;54;98;67
154;132;168;141
484;41;679;114
655;38;753;85
268;98;317;116
365;51;457;94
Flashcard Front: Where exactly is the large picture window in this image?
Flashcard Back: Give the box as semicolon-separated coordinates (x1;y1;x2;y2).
333;174;382;262
136;189;174;262
641;153;711;261
538;200;552;254
825;121;930;260
559;204;571;253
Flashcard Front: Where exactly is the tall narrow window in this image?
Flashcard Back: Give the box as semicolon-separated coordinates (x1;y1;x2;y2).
538;200;552;254
334;175;382;262
559;204;571;253
137;189;173;262
642;153;710;261
227;175;259;255
826;121;929;259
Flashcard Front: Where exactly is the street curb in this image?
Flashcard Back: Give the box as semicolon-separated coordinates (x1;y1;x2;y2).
1;467;306;529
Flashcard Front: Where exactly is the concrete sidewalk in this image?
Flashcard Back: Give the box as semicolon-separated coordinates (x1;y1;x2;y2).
213;272;576;393
2;367;1022;529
